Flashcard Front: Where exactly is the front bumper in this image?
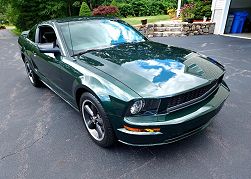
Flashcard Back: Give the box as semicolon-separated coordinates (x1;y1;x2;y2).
115;83;230;146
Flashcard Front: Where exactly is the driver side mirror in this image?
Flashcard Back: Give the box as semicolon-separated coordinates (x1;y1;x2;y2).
38;43;61;54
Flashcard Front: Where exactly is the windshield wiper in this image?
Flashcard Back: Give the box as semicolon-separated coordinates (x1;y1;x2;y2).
72;48;99;57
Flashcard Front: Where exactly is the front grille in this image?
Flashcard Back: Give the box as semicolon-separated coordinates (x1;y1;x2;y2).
158;77;222;114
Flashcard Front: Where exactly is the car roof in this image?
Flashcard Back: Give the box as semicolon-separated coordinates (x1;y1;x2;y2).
42;16;119;24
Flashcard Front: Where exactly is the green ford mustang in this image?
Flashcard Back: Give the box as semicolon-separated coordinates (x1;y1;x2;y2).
18;17;230;147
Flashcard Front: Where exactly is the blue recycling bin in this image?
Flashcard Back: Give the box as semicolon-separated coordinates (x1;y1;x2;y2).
231;12;248;33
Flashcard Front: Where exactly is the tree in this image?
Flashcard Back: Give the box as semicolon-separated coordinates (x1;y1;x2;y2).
6;0;80;30
79;1;92;16
0;0;9;22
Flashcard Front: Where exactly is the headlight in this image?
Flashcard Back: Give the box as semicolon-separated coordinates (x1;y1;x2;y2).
125;99;161;116
130;100;144;115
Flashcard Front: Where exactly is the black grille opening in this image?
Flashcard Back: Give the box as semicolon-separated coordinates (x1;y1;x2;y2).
158;79;220;114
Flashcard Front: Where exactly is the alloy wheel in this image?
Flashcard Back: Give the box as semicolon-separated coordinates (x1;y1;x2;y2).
81;99;105;141
24;61;34;84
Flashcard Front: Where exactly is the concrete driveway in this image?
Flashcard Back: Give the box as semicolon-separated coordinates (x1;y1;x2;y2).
1;29;251;179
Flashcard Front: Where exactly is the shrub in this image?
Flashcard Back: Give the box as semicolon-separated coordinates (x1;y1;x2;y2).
183;0;212;19
92;6;119;17
180;3;195;20
193;0;212;19
148;1;166;16
167;8;176;19
129;0;166;17
118;3;133;17
79;1;91;16
130;0;149;16
110;0;118;7
163;0;177;9
102;1;111;6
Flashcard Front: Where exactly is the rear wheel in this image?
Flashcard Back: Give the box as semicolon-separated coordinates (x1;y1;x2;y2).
80;92;116;147
24;58;42;87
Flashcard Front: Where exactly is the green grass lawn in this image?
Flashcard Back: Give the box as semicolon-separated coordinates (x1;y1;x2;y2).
10;28;21;36
122;15;170;25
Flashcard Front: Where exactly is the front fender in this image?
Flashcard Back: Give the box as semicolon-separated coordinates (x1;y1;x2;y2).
73;74;140;116
61;57;141;116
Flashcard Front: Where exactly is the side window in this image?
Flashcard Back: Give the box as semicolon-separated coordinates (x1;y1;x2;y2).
28;25;37;42
38;26;57;45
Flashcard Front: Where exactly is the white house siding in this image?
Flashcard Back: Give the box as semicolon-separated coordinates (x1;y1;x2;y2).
212;9;223;34
211;0;231;34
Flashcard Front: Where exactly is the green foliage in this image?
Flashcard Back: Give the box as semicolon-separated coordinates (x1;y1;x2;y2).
3;0;83;31
5;0;70;31
0;0;9;22
0;14;7;23
6;4;17;24
2;0;212;31
193;0;212;19
11;28;21;36
148;1;166;16
79;1;91;16
180;0;212;20
118;3;133;18
73;1;81;7
180;3;195;21
0;0;8;14
88;0;111;9
122;0;167;17
39;1;67;19
131;0;149;16
162;0;177;10
110;0;118;7
102;1;111;6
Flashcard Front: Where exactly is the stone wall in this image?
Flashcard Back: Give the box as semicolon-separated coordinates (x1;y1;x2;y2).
182;22;215;36
134;22;215;37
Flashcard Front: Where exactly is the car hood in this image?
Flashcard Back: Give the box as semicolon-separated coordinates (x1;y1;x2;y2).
77;41;224;98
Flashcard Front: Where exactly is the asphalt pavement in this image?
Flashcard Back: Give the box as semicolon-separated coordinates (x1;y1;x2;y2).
1;29;251;179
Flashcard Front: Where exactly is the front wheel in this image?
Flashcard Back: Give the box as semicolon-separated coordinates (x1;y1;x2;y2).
80;92;116;147
24;58;42;87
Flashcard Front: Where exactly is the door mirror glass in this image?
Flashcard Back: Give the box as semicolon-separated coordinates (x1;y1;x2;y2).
38;43;61;54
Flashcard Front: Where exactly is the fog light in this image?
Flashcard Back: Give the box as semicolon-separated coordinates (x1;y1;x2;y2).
124;125;160;132
130;100;144;114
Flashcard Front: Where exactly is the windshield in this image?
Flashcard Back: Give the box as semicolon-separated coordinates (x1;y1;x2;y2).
60;20;146;54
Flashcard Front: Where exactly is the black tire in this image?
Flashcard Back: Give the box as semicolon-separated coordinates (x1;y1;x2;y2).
24;58;42;87
80;92;116;147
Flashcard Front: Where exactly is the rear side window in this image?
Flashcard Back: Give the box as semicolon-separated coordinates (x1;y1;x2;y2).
28;25;37;42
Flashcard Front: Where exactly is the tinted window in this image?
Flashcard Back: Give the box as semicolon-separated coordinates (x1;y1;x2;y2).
38;26;57;44
60;20;145;54
28;25;37;42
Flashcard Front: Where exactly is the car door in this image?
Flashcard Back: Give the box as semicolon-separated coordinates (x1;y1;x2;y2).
31;25;65;90
23;25;39;69
31;24;79;103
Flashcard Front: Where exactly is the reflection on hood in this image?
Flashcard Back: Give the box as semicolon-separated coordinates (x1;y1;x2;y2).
122;59;184;84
